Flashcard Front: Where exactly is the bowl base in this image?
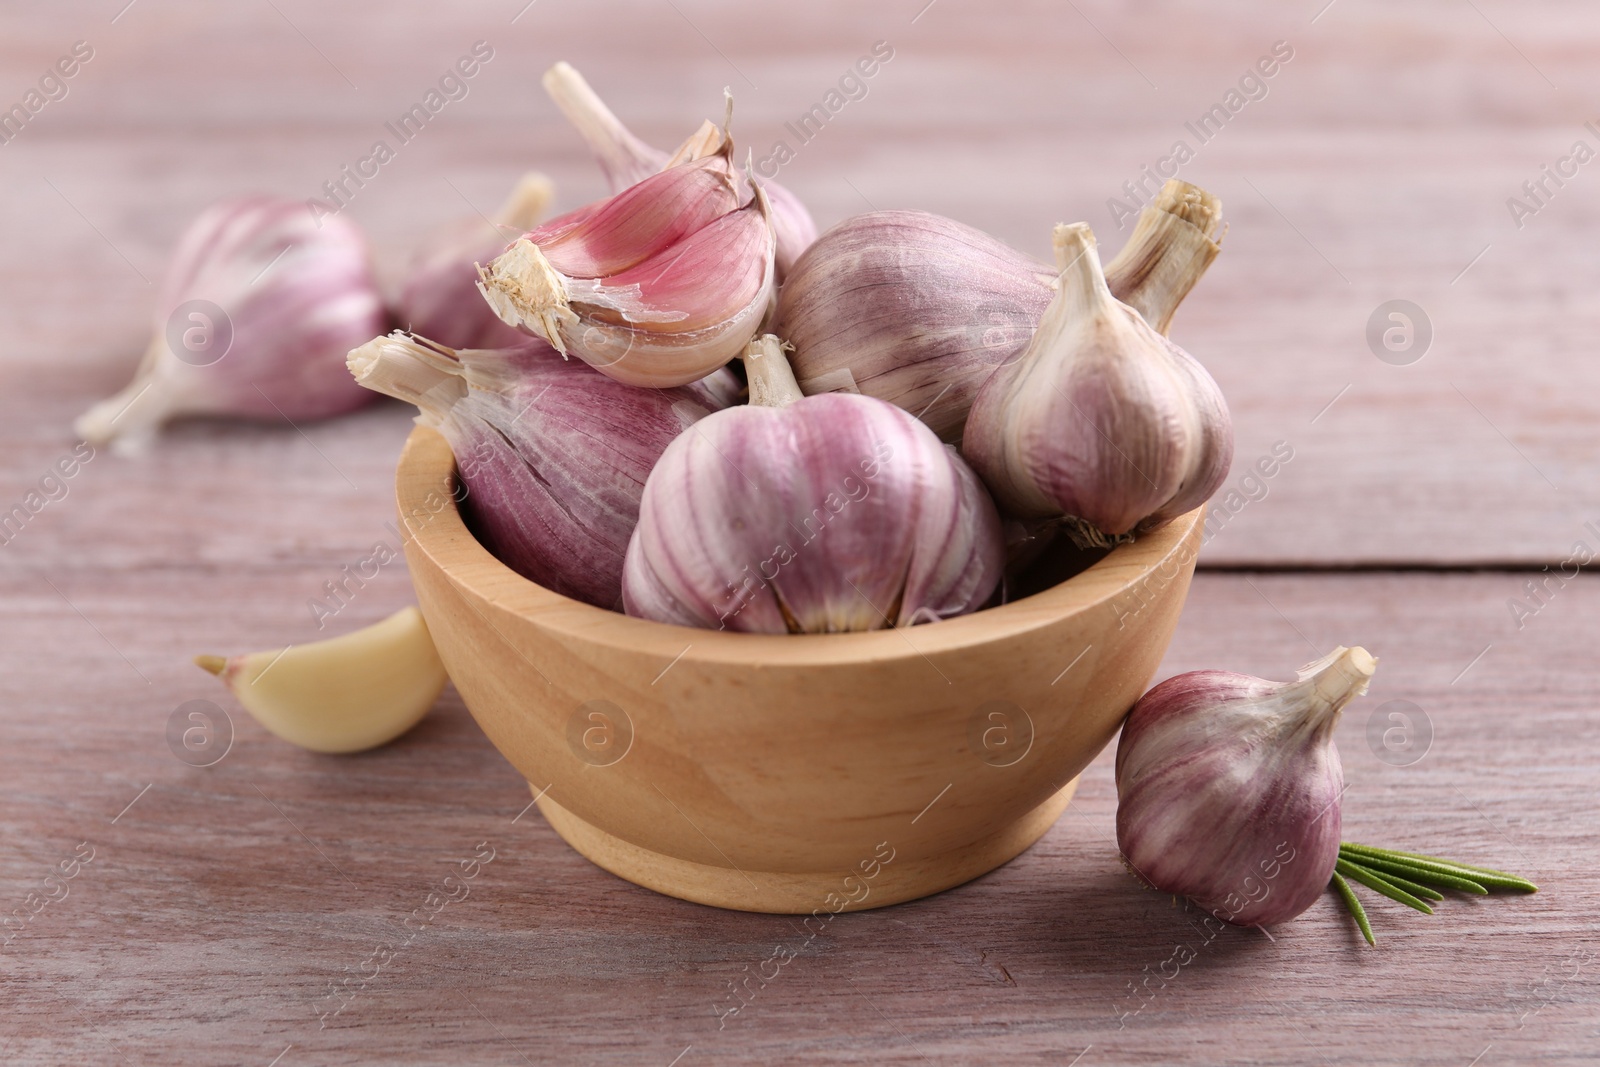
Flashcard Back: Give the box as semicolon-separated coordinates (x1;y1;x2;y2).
533;778;1079;914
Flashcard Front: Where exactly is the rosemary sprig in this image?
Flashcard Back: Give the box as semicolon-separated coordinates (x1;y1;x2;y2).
1340;862;1443;902
1335;857;1434;914
1328;842;1537;947
1340;843;1538;892
1339;850;1488;895
1330;871;1375;946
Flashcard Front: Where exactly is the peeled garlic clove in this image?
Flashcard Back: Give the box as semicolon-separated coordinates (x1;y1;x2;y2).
542;61;817;280
1115;647;1377;927
75;196;387;452
476;150;777;388
348;331;736;609
195;606;446;754
622;335;1004;634
776;180;1222;441
961;222;1233;546
394;172;555;350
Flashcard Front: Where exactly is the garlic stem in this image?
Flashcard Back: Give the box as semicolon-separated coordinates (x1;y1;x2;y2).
1052;222;1113;311
347;333;469;422
741;334;804;408
495;172;557;233
1104;180;1224;335
1287;646;1377;735
542;61;668;188
74;338;180;448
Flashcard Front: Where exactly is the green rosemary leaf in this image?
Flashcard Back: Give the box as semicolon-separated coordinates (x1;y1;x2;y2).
1341;842;1535;892
1336;858;1435;914
1335;856;1444;901
1338;849;1489;895
1331;872;1375;946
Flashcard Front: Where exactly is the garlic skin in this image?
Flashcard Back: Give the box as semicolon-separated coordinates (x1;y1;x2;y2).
776;180;1221;441
961;222;1233;546
621;335;1004;634
348;332;737;609
1115;647;1377;927
75;196;386;452
476;137;776;389
542;61;817;280
394;173;554;350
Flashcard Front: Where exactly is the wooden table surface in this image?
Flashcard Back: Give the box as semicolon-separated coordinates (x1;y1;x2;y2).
3;1;1597;1063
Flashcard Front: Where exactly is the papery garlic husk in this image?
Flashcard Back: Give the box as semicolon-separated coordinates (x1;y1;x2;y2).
961;222;1233;547
394;173;554;350
775;180;1222;441
542;60;817;280
75;196;387;452
622;335;1004;634
1115;647;1377;927
476;134;777;389
348;332;738;609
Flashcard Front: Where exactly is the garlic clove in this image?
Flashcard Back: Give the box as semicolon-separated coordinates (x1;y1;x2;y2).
776;180;1222;441
621;335;1004;634
1115;647;1377;927
195;606;447;754
476;166;777;389
348;331;737;608
542;61;817;281
75;195;388;453
394;172;555;351
961;221;1233;546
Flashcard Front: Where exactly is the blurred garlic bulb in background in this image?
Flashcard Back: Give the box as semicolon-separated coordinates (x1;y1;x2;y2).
962;222;1232;548
394;172;554;350
622;335;1004;633
75;195;386;453
542;61;817;281
476;137;776;389
776;180;1222;441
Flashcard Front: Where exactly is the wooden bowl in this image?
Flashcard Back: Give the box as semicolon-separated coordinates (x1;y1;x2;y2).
396;426;1202;913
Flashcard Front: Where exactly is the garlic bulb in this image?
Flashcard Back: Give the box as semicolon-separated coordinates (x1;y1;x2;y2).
1116;647;1377;927
394;172;554;350
775;180;1221;441
348;332;737;609
542;61;817;280
76;196;387;452
962;222;1233;547
476;134;776;389
621;335;1004;634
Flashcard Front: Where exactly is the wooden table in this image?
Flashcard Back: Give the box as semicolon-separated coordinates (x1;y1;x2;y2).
2;1;1595;1063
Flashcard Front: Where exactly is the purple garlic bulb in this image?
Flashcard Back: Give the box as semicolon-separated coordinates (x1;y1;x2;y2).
347;332;737;610
1115;646;1377;928
621;335;1005;633
394;173;554;350
76;195;387;452
962;222;1233;548
776;181;1222;441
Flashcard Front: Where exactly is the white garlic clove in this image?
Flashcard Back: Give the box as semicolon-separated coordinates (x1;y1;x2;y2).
961;222;1233;546
75;196;387;453
476;147;777;389
776;180;1222;441
1115;647;1377;927
347;331;737;609
394;173;555;351
542;61;817;280
621;335;1005;634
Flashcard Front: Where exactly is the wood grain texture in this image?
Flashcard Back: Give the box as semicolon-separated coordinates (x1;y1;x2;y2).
1;1;1597;1064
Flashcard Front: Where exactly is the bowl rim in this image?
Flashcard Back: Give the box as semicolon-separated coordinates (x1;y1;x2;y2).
396;425;1204;667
